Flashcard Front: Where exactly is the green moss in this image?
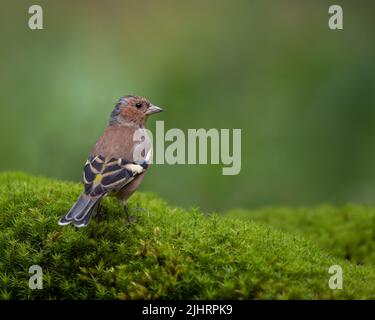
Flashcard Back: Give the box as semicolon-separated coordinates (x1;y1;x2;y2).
1;172;375;299
225;205;375;267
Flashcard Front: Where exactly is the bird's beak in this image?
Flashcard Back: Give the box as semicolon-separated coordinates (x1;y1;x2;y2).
146;105;163;115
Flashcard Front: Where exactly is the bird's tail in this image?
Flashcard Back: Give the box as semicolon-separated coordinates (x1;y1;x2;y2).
58;194;101;228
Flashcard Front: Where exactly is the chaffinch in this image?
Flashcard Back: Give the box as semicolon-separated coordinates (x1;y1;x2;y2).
58;95;163;227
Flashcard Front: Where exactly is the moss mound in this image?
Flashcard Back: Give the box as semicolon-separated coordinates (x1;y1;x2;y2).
1;172;375;299
225;205;375;267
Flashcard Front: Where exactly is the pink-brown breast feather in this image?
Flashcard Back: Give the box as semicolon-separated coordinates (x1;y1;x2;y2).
91;125;138;161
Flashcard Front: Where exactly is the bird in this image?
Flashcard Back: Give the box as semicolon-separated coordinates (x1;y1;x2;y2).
58;95;163;228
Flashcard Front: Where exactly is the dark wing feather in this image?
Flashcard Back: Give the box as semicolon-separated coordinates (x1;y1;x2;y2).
82;156;147;197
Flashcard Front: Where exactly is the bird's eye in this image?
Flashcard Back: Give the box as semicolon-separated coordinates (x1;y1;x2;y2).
135;103;142;109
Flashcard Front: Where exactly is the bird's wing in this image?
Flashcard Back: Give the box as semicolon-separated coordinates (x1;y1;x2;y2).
82;155;148;197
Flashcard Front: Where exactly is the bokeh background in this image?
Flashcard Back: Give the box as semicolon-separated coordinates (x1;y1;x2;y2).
0;0;374;212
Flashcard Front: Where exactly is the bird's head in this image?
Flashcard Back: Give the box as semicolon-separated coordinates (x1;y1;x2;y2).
110;95;163;127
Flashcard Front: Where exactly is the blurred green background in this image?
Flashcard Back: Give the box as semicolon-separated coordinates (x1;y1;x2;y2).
0;0;374;212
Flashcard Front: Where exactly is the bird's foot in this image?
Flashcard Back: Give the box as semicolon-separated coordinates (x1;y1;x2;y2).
124;203;136;225
126;215;135;225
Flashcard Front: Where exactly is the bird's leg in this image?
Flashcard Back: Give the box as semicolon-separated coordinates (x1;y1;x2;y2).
124;203;134;225
96;202;102;224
